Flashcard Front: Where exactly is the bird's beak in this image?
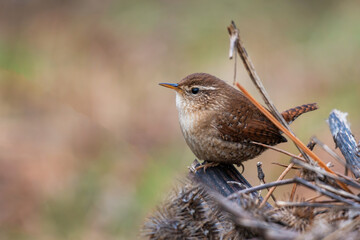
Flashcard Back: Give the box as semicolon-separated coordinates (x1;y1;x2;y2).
159;83;179;90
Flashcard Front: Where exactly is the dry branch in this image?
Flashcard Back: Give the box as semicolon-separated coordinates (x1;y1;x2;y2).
328;109;360;178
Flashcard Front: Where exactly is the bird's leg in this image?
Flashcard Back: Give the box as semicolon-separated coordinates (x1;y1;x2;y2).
195;161;220;172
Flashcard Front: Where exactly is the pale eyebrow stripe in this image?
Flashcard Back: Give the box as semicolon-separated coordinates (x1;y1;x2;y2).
200;86;217;90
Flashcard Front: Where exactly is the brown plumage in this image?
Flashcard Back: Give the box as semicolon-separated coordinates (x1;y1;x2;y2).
160;73;318;165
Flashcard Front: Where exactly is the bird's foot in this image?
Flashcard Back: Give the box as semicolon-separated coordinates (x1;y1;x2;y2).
195;161;220;172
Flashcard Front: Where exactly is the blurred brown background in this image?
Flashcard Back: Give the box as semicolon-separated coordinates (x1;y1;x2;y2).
0;1;359;239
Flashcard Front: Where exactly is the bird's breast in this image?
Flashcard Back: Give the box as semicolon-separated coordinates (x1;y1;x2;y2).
178;111;199;137
176;93;197;135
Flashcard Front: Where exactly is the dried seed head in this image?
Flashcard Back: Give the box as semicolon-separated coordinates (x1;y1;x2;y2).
142;181;232;239
267;206;315;232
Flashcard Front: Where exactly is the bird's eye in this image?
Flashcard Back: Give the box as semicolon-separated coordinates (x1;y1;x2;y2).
191;87;200;94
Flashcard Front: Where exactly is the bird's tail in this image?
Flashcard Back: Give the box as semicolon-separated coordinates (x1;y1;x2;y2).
281;103;318;124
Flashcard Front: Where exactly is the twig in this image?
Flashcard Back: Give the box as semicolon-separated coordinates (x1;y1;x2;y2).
305;194;323;202
334;170;360;185
251;141;306;162
289;171;301;202
276;201;360;209
227;181;246;188
228;26;238;60
233;50;237;86
310;200;339;204
312;135;349;176
257;162;264;197
271;162;300;169
228;25;238;86
311;136;347;167
289;140;317;201
257;162;277;202
228;178;295;200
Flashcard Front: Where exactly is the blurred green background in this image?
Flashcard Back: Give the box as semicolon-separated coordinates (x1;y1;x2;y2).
0;1;359;239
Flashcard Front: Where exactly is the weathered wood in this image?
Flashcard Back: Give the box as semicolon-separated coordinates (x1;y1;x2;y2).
189;160;272;209
328;109;360;178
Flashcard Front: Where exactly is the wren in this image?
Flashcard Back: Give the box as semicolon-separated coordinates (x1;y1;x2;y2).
160;73;317;166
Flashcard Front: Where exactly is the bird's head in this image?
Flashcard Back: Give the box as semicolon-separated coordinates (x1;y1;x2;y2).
159;73;231;114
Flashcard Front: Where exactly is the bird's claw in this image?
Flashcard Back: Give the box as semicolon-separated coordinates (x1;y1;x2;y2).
195;162;220;172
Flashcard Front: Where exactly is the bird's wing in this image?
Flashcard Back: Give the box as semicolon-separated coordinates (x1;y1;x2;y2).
212;102;287;145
